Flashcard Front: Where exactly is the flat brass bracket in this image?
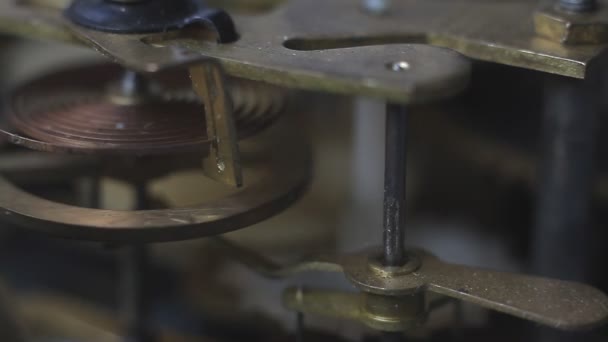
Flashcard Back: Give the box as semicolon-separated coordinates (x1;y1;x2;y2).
535;1;608;44
6;0;608;102
0;1;472;104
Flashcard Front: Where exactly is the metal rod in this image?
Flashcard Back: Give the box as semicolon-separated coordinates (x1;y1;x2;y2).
383;103;408;267
121;182;154;342
121;244;151;342
296;311;304;342
533;75;598;342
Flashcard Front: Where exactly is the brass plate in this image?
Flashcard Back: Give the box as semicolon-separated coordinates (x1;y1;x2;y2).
1;0;607;101
1;1;471;103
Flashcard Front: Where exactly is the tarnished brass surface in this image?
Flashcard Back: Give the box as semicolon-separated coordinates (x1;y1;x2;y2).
340;250;608;330
283;288;425;332
535;1;608;44
284;289;362;326
0;140;311;242
2;0;608;94
191;63;242;187
215;239;608;331
1;1;472;103
70;26;471;104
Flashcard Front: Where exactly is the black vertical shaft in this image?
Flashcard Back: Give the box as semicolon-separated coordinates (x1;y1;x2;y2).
383;104;408;267
533;75;598;342
122;244;151;342
121;182;154;342
295;311;304;342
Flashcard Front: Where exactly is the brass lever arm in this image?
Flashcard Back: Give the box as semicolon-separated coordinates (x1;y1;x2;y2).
214;238;608;331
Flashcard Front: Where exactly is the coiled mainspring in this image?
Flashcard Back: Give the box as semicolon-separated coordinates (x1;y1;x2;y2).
5;63;287;155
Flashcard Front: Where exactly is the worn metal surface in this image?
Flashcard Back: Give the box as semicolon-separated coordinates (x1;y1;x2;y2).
283;288;425;332
342;250;608;330
133;0;606;80
191;63;242;187
74;28;470;104
215;240;608;331
535;2;608;44
1;0;607;96
383;104;407;267
1;63;287;156
0;140;311;242
2;0;471;103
